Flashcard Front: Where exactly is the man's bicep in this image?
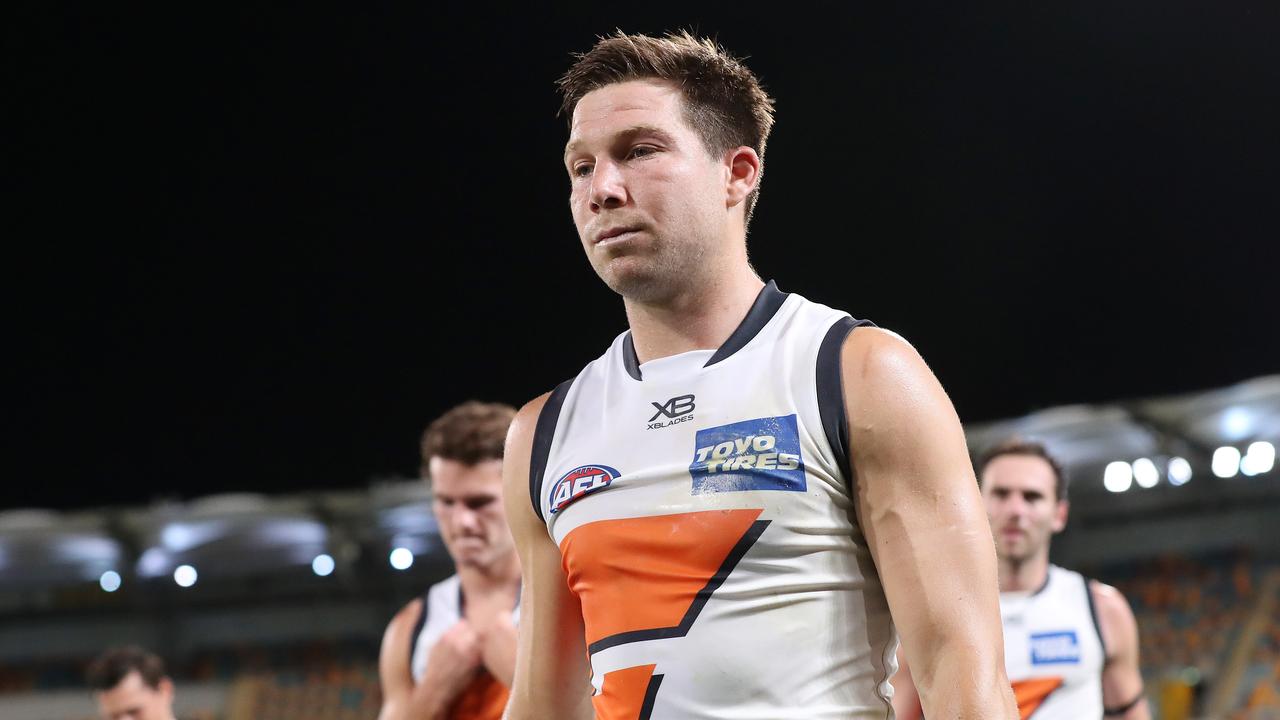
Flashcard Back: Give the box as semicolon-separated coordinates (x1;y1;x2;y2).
1094;583;1150;719
502;396;594;720
841;329;1008;705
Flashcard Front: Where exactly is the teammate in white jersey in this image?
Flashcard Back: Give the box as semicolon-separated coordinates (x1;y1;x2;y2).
377;401;521;720
892;439;1149;719
502;31;1017;719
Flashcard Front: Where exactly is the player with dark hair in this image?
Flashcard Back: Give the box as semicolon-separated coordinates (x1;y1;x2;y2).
376;401;520;720
501;31;1017;719
892;438;1150;719
87;645;176;720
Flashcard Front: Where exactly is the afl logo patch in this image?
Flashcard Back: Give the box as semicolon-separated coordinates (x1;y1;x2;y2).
549;464;620;514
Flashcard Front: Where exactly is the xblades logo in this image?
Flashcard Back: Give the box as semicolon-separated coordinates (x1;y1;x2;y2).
647;394;695;429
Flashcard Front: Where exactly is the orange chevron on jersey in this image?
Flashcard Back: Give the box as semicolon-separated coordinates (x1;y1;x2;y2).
559;509;765;650
1012;677;1064;719
593;664;661;720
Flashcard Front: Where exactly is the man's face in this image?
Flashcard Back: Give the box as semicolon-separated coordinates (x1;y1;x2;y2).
564;79;731;303
981;454;1068;565
429;457;514;570
95;671;174;720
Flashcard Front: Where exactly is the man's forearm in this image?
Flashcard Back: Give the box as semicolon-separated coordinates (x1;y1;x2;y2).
916;641;1017;719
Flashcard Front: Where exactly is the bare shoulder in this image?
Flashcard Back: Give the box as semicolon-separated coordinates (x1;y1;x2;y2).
840;326;924;375
379;595;424;685
502;391;555;525
840;325;957;436
1089;578;1139;658
840;327;941;404
383;597;425;647
1089;579;1138;625
507;393;554;453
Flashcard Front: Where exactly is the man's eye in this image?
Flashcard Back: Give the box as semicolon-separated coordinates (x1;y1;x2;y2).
573;164;593;178
628;145;656;159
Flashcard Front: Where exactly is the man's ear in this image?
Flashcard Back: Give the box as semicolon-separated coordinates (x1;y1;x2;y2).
158;677;175;702
1051;499;1070;533
724;146;761;208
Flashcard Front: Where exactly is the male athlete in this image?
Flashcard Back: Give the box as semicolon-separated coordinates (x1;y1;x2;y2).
377;401;521;720
501;31;1017;719
87;645;178;720
892;439;1149;719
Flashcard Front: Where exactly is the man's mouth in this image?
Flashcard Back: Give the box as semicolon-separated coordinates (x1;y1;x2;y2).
595;226;641;245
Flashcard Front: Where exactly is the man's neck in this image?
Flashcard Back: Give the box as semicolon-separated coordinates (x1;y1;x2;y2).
998;552;1051;594
456;551;521;598
624;264;764;364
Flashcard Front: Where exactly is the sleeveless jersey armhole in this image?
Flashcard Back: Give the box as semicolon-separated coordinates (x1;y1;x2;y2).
1084;576;1109;660
408;590;430;670
529;378;574;523
815;316;874;490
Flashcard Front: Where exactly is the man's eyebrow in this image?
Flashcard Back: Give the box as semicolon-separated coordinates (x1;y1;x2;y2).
564;125;677;160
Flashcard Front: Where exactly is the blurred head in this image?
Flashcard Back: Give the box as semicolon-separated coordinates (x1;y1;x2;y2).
978;438;1070;565
558;31;774;303
87;646;175;720
421;401;517;571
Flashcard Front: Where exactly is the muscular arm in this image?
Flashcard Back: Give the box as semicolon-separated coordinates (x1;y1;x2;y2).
1092;581;1151;719
843;328;1017;719
502;394;595;720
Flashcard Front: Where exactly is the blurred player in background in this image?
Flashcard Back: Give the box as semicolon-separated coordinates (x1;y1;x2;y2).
87;645;178;720
377;401;520;720
892;438;1150;719
501;30;1017;719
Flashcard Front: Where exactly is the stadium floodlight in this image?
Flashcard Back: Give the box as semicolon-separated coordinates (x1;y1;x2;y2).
1103;461;1133;493
1133;458;1159;488
99;570;122;593
1168;457;1192;486
389;547;414;571
1212;446;1241;478
1241;441;1275;476
173;564;198;588
1222;407;1251;440
311;553;335;577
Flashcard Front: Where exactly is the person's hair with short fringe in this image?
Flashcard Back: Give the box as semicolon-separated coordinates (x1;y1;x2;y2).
86;645;167;691
420;401;517;476
557;30;776;225
977;437;1070;501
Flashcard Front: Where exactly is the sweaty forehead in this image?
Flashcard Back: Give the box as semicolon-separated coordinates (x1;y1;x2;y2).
981;454;1057;493
429;458;503;496
567;79;687;146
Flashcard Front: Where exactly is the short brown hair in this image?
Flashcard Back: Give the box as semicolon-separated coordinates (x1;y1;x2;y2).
557;30;776;224
420;401;516;475
977;438;1070;501
86;645;167;691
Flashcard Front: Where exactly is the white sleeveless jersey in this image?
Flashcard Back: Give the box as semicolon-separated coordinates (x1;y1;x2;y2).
1000;565;1106;719
410;574;465;683
529;282;898;719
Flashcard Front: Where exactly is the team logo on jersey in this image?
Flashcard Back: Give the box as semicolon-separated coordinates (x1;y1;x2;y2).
689;414;806;494
648;394;695;429
548;464;619;514
1030;631;1081;665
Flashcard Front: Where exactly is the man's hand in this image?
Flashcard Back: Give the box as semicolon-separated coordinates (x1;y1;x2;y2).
477;610;518;686
414;620;484;716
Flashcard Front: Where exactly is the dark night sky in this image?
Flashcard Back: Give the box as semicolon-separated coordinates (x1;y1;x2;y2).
8;4;1279;510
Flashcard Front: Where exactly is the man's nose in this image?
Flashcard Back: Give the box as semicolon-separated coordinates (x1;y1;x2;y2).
454;505;480;531
589;160;627;212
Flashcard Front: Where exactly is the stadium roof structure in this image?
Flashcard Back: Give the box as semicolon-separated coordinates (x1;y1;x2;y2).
0;376;1276;599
